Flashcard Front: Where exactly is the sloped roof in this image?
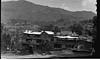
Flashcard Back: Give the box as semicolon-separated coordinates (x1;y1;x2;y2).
24;30;42;34
31;32;42;34
54;36;78;39
23;30;54;35
45;31;54;35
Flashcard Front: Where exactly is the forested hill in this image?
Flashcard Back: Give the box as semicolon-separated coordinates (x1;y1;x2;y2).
1;0;96;27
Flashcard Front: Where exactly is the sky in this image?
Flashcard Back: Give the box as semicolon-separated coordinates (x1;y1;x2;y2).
1;0;97;14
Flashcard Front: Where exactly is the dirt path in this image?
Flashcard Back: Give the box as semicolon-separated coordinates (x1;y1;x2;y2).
1;50;91;59
1;53;56;59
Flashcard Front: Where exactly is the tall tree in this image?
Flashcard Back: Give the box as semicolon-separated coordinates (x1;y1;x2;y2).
68;23;83;35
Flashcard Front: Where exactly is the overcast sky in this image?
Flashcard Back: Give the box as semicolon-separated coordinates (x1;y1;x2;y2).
2;0;97;14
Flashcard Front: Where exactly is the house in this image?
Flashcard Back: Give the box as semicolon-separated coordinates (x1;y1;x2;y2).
22;30;55;52
52;35;93;51
22;30;54;43
22;30;93;53
52;35;79;50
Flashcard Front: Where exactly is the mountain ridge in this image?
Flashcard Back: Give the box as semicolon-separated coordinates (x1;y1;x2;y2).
1;0;96;27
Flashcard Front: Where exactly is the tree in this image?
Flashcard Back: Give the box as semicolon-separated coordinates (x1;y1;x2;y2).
42;24;54;31
68;23;83;35
1;26;11;51
53;26;61;34
79;18;96;37
1;23;4;32
92;16;97;41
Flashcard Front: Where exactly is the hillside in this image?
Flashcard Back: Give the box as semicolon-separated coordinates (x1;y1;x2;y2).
1;0;96;27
